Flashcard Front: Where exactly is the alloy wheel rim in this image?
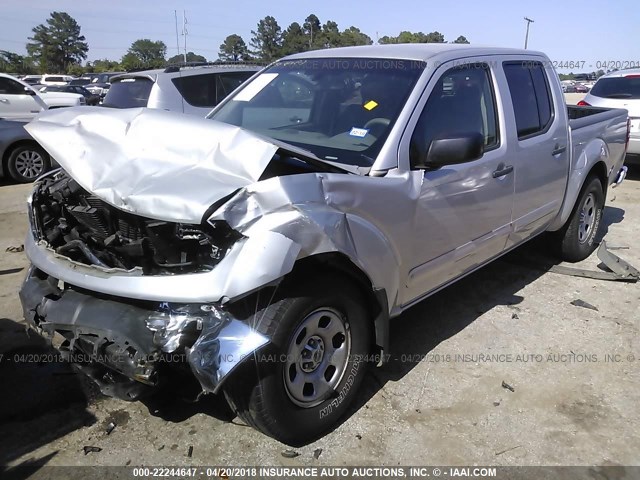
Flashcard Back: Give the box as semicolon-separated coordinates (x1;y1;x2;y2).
14;150;44;179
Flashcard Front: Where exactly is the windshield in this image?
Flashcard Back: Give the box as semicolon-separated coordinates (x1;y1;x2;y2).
590;76;640;99
209;58;425;167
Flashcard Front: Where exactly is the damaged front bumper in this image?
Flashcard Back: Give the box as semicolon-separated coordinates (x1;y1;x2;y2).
19;267;268;400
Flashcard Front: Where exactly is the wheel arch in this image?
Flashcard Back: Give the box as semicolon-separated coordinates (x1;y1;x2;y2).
2;139;49;181
284;252;390;357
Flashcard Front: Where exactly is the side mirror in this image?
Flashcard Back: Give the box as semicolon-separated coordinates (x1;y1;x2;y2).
413;132;485;169
24;87;36;96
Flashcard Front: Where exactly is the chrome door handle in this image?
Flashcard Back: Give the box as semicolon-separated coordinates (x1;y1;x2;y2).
0;99;9;103
552;144;567;155
492;165;514;178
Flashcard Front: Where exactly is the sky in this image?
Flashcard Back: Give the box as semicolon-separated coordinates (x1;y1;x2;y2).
0;0;638;73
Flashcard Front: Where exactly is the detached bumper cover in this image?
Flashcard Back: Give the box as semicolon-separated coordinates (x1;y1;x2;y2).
19;268;269;397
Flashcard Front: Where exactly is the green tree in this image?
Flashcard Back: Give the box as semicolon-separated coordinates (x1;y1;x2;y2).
218;34;250;61
281;23;308;56
87;59;121;73
341;27;373;46
121;39;166;70
452;35;470;44
319;21;342;48
303;14;321;49
380;30;446;44
424;31;445;43
0;50;36;74
26;12;88;73
168;52;207;64
250;16;283;62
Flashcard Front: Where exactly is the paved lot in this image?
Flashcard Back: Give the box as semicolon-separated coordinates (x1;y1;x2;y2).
0;164;639;470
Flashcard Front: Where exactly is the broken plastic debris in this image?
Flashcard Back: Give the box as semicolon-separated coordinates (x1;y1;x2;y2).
313;448;323;459
5;245;24;253
281;449;300;458
570;299;599;311
501;381;515;392
187;445;193;458
511;313;519;319
106;422;116;435
83;446;102;455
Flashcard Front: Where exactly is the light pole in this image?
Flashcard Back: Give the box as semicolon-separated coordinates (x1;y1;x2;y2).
524;17;535;49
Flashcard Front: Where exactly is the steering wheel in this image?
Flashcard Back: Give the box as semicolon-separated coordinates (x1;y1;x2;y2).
363;117;391;137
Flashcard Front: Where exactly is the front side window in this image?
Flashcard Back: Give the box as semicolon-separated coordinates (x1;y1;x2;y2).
0;77;27;95
410;63;499;165
503;62;554;139
209;58;425;167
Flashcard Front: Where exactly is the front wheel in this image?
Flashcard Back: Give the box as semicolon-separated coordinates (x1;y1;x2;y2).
7;144;50;183
223;275;372;445
558;176;604;262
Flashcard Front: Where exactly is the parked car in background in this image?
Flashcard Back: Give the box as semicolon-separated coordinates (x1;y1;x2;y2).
21;45;629;444
40;75;74;86
40;85;100;105
0;119;52;182
580;68;640;156
102;64;259;115
37;88;86;109
69;77;93;86
574;83;590;93
84;72;126;101
20;75;43;86
0;73;48;120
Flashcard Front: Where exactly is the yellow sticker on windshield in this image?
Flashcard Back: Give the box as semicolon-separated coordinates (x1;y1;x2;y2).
363;100;378;111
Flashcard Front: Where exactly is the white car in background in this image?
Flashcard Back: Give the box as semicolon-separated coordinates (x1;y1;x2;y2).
0;73;85;121
581;68;640;155
40;74;74;86
0;73;48;120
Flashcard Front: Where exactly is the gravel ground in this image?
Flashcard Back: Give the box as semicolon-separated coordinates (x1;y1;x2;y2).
0;164;638;472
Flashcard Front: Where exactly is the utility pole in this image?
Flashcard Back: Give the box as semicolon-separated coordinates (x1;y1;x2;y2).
524;17;534;49
182;10;188;62
174;10;180;61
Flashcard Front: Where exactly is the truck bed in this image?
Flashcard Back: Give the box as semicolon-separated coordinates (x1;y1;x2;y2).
568;105;626;128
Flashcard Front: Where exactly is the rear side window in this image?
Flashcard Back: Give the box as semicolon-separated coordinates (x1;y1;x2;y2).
44;76;64;82
103;78;153;108
503;62;554;139
172;72;254;108
0;77;27;94
590;77;640;100
172;74;218;108
216;72;253;103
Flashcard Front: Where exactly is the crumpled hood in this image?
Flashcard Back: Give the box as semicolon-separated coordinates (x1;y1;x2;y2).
25;107;278;223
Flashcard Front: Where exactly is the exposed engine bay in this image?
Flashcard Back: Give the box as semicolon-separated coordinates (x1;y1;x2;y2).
32;170;241;274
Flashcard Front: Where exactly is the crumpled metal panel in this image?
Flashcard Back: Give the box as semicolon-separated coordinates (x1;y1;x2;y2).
186;306;269;393
24;107;278;223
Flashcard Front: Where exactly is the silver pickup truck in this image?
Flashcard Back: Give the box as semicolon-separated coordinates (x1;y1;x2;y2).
20;45;629;445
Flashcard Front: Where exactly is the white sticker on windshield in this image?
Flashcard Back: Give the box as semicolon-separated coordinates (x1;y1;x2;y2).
233;73;279;102
349;127;369;138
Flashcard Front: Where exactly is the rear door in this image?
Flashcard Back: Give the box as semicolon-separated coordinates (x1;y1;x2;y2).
501;59;569;244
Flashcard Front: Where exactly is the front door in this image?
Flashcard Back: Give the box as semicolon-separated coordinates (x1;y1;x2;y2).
404;61;514;303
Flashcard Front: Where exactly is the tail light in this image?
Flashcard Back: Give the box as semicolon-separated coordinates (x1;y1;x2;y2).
625;118;631;151
625;74;640;78
577;100;590;106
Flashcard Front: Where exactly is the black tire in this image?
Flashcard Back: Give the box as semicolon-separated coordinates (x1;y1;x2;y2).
223;275;372;445
6;144;50;183
558;176;604;262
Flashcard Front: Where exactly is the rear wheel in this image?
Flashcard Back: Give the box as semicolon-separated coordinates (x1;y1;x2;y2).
7;144;50;183
223;275;372;445
558;176;604;262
